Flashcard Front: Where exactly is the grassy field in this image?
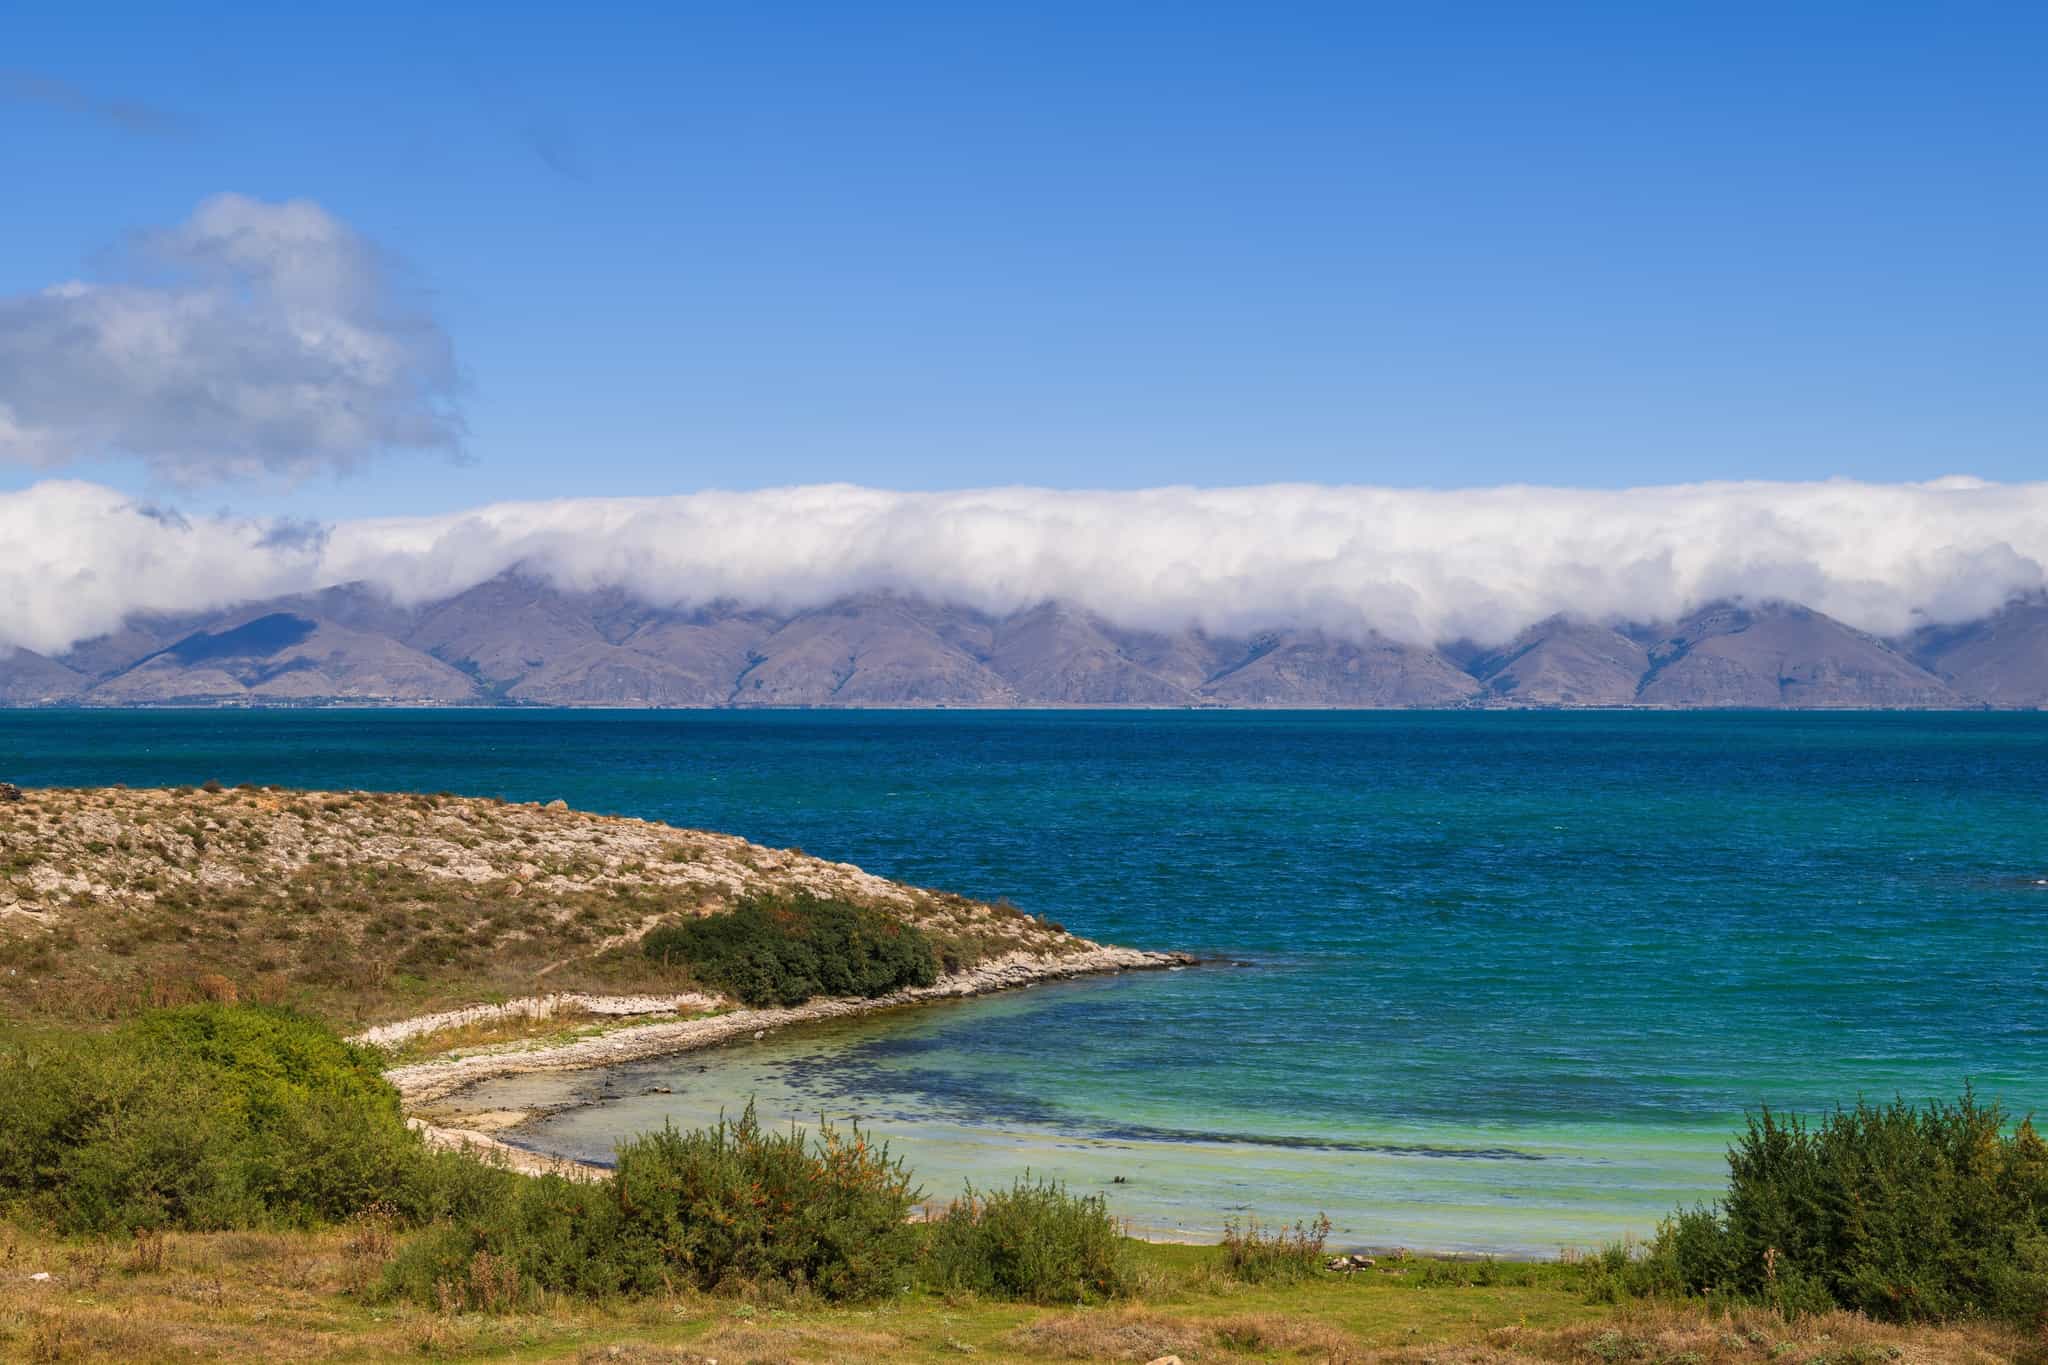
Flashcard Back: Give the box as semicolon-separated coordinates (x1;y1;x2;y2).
3;1225;2031;1364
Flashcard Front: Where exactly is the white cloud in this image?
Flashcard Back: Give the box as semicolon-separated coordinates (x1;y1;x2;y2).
0;195;460;484
2;478;2044;658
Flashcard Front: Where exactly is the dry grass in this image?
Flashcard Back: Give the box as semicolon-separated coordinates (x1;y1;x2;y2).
0;1220;2037;1365
1489;1303;2033;1365
1015;1302;2036;1364
1011;1307;1210;1359
0;785;1083;1029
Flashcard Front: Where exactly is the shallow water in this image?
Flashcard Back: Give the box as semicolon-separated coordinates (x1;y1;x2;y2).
10;709;2047;1252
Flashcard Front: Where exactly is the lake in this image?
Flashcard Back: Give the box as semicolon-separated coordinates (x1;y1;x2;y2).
8;708;2045;1252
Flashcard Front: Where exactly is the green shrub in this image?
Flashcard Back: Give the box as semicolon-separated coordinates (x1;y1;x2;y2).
925;1176;1135;1303
381;1102;922;1307
607;1102;921;1299
1582;1231;1703;1306
1630;1090;2048;1325
642;894;939;1006
0;1005;506;1234
377;1174;609;1311
1219;1212;1331;1285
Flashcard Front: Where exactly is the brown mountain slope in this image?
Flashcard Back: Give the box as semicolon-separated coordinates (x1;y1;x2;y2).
1470;617;1649;706
1199;629;1483;706
1636;602;1956;708
983;603;1196;703
86;611;483;704
537;607;785;705
18;571;2047;708
732;597;1018;704
1907;599;2048;708
0;648;87;704
59;611;222;681
403;577;619;691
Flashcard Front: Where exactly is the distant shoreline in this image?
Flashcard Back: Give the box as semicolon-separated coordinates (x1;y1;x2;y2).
0;699;2025;711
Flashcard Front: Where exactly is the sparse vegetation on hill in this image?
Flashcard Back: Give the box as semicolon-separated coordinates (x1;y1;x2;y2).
0;785;1086;1028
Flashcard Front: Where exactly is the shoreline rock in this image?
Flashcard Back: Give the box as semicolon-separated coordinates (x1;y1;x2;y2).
352;991;724;1049
384;944;1192;1112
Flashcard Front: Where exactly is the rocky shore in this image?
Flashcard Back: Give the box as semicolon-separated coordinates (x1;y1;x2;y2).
383;944;1192;1175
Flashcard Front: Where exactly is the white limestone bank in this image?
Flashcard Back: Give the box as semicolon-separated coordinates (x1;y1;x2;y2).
381;945;1191;1175
385;945;1187;1107
353;991;724;1049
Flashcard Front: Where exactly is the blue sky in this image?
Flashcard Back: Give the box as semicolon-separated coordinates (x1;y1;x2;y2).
4;1;2046;519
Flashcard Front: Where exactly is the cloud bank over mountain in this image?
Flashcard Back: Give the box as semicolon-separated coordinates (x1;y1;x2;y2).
2;477;2044;657
0;195;461;484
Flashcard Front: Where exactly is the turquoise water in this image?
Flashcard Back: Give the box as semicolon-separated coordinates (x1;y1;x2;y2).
7;710;2047;1252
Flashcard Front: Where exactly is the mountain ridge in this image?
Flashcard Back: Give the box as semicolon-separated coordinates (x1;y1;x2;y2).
4;574;2044;709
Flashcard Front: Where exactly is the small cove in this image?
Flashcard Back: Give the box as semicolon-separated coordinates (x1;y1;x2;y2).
457;974;1732;1255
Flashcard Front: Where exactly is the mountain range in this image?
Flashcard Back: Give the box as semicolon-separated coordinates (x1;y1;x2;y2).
4;574;2046;709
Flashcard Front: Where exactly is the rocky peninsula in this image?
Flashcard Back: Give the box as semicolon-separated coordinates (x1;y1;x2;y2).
0;783;1189;1169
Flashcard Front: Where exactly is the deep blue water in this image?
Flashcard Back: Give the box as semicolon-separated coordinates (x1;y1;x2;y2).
6;709;2046;1250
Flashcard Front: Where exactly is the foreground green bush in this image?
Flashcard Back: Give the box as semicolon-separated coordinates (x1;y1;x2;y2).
643;894;940;1006
381;1102;922;1307
0;1006;507;1233
1220;1212;1332;1285
926;1176;1136;1303
2;1007;1122;1311
1620;1090;2048;1324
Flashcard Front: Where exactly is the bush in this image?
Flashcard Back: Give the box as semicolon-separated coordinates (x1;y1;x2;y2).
642;894;939;1007
378;1175;606;1311
0;1005;507;1234
607;1102;922;1299
381;1102;922;1307
1219;1212;1331;1285
925;1176;1135;1303
1631;1090;2048;1324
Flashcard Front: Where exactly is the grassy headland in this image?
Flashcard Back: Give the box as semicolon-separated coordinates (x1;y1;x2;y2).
0;784;1096;1029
